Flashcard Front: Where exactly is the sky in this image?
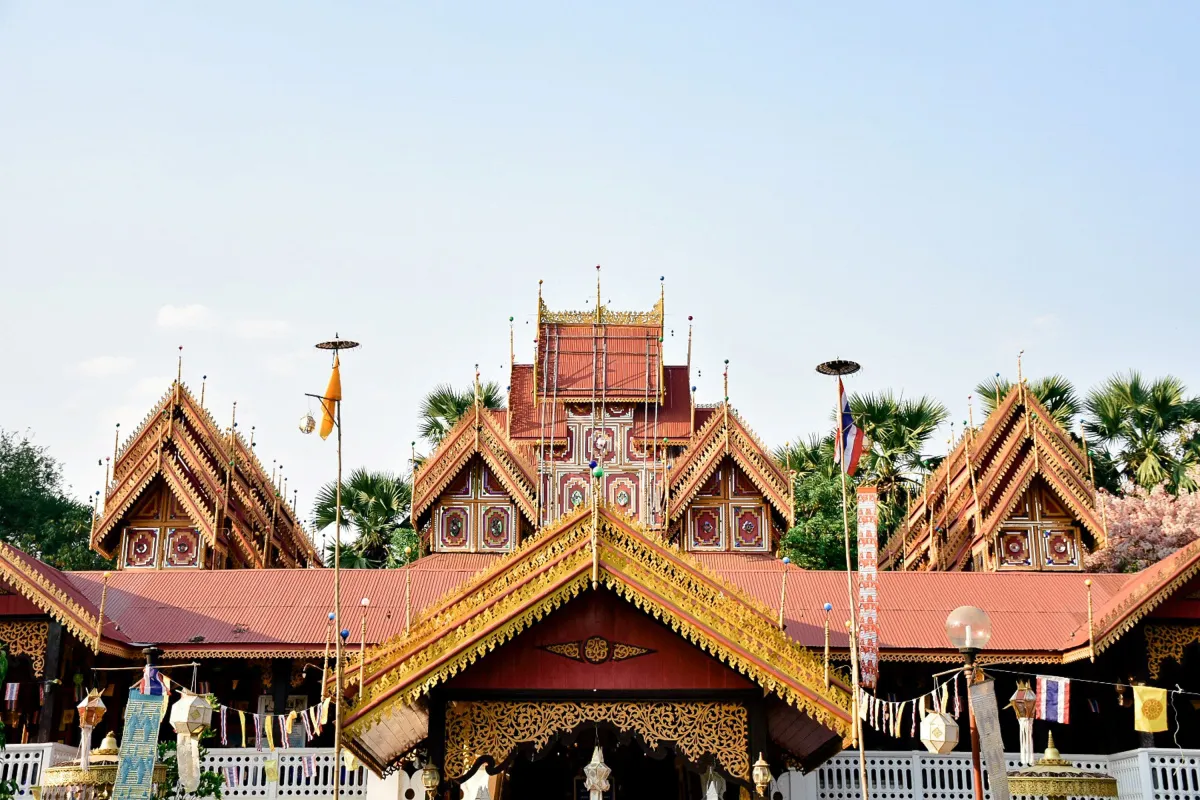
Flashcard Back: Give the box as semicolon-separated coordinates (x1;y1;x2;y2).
1;3;1198;525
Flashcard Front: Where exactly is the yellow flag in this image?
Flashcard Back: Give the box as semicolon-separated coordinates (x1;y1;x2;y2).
265;714;276;750
238;710;246;747
319;355;342;440
1134;686;1168;733
264;758;279;783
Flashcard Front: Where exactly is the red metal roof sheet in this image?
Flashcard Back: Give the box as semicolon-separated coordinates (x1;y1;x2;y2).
693;553;1128;653
63;554;497;650
631;365;692;440
536;323;662;400
507;364;568;441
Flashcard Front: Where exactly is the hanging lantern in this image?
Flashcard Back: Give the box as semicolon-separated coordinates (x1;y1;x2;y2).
751;753;772;797
169;690;213;792
583;745;611;800
1008;681;1038;765
299;412;316;434
700;765;726;800
76;690;106;773
920;710;960;754
421;762;440;799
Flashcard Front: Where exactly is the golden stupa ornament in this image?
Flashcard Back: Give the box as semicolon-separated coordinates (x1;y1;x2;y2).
1006;732;1118;800
34;731;168;800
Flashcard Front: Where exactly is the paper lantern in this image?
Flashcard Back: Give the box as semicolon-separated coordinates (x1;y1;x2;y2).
920;711;960;754
169;691;213;792
1008;681;1038;765
76;689;106;773
583;746;611;800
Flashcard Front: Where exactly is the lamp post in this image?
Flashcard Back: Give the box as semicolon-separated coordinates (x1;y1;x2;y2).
945;605;992;800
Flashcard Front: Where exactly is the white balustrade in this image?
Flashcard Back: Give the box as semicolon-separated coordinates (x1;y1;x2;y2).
771;749;1200;800
0;743;78;797
201;748;368;799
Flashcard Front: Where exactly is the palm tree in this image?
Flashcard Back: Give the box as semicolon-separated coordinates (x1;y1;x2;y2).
418;382;505;446
313;468;414;568
1084;372;1200;493
774;434;838;481
849;391;949;499
975;374;1081;429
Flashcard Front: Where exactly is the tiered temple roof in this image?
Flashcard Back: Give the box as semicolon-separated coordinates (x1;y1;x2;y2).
92;380;320;569
882;383;1104;572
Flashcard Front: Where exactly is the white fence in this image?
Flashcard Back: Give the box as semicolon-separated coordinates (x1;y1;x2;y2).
771;749;1200;800
0;744;79;797
201;748;369;799
5;743;1199;799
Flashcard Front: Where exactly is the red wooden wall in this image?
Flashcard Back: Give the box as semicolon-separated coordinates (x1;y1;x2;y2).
447;590;755;692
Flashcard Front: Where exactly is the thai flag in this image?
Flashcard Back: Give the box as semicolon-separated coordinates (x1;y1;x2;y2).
834;378;865;476
137;666;166;696
1037;676;1070;724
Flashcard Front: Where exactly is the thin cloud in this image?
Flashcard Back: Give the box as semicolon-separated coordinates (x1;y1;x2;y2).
76;355;135;377
157;304;215;329
235;319;290;340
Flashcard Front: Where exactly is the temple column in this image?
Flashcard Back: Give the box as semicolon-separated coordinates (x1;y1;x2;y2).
272;659;290;724
35;621;64;743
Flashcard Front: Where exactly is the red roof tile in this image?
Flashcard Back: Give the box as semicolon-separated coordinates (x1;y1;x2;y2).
536;323;662;400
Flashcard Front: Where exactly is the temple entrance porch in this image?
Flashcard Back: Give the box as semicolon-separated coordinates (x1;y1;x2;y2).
441;698;752;799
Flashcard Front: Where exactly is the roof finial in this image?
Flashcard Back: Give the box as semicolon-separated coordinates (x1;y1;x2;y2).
177;346;183;384
686;315;694;374
112;422;121;466
1017;349;1025;385
723;359;730;404
474;363;482;406
200;375;207;408
595;265;602;322
509;316;515;370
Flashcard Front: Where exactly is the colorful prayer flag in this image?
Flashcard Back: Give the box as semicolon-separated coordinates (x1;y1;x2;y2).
1036;676;1070;724
1134;686;1168;733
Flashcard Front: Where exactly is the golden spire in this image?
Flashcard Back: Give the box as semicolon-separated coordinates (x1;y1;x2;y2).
595;265;602;323
112;423;120;467
177;345;183;384
686;315;693;374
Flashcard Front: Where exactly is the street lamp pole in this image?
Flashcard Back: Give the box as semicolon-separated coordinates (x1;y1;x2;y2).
945;605;992;800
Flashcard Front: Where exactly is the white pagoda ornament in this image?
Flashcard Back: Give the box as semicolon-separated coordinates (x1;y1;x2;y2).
583;745;611;800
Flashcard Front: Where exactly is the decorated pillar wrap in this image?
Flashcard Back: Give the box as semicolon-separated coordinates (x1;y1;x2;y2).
856;486;879;689
968;678;1011;800
113;689;168;800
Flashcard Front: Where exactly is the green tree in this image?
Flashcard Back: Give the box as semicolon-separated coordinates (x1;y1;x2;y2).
976;374;1082;429
780;471;856;570
314;469;415;568
1084;372;1200;493
418;382;504;447
0;430;112;570
775;434;839;481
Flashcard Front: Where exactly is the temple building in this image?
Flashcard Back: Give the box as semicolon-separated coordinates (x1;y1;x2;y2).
0;280;1196;800
881;382;1106;572
413;281;794;559
93;378;319;570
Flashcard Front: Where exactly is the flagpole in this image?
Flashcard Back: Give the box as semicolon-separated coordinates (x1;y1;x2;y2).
817;359;869;800
307;335;359;800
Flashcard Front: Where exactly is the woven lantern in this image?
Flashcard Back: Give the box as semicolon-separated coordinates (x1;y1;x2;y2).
919;710;960;754
1008;681;1038;765
169;691;213;792
76;690;106;772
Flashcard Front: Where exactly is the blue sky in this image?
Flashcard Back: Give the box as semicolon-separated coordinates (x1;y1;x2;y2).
2;2;1198;522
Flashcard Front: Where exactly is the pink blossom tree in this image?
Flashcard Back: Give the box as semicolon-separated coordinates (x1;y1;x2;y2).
1086;480;1200;572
